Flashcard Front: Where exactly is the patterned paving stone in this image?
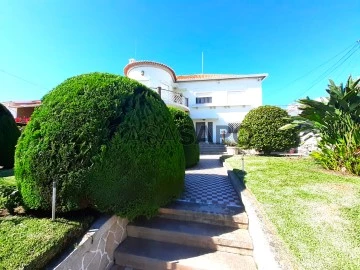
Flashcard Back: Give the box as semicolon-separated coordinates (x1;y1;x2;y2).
177;155;242;207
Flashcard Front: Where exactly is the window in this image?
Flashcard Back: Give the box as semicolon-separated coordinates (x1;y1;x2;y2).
196;97;212;104
228;122;241;133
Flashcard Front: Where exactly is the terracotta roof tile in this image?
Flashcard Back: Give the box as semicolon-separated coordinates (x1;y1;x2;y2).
123;60;267;82
176;73;268;81
176;74;248;81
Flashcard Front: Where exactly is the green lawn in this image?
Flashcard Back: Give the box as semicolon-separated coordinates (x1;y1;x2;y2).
0;169;94;269
226;156;360;270
0;215;93;269
0;169;16;186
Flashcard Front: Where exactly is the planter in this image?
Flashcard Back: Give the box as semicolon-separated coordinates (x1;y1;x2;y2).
226;146;241;155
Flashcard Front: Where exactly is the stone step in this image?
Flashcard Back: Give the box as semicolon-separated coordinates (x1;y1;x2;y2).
199;151;227;155
158;201;248;229
199;145;226;148
127;217;252;255
199;146;226;149
114;237;257;270
110;264;140;270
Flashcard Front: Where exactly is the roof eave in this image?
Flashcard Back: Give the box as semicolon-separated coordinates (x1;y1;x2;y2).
177;74;268;82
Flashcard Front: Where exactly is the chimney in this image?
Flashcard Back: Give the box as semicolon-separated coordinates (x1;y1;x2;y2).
129;58;136;63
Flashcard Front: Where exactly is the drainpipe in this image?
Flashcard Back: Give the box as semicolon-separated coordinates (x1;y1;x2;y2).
157;87;161;97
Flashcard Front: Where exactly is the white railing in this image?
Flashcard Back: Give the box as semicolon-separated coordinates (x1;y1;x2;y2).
153;87;189;108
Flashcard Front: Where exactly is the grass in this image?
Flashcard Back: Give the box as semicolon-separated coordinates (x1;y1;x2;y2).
0;215;93;270
226;155;360;270
0;169;16;186
0;169;95;269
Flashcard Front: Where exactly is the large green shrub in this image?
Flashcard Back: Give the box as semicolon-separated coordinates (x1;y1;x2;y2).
168;107;199;168
0;104;20;168
15;73;185;219
238;105;299;155
283;76;360;175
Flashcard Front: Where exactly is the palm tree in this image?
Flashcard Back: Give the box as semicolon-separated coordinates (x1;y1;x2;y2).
281;76;360;175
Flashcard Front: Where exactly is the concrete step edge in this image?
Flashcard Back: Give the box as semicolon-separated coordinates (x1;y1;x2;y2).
158;207;248;227
115;252;180;270
127;225;253;254
115;238;257;270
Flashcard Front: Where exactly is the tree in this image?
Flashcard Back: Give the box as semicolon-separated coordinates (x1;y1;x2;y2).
238;105;299;155
0;104;20;168
168;107;199;168
282;76;360;175
15;73;185;219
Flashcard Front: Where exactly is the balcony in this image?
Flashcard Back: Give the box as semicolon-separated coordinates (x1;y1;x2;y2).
153;87;189;112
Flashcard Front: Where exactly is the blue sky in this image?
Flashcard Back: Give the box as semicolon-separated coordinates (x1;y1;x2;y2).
1;0;359;107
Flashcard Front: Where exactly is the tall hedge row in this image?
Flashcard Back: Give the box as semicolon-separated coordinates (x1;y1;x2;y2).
168;107;199;168
0;104;20;168
15;73;185;219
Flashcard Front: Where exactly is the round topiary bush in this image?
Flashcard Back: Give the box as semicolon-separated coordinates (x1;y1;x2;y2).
168;107;199;168
15;73;185;219
238;105;299;155
0;104;20;169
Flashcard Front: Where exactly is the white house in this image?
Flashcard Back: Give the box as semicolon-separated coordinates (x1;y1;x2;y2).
124;59;268;144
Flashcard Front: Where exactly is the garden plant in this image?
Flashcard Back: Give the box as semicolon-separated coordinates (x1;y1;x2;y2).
168;107;199;168
282;76;360;175
0;104;21;168
15;73;185;220
238;105;300;154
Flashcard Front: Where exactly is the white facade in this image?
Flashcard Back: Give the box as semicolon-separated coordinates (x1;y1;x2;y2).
124;59;267;144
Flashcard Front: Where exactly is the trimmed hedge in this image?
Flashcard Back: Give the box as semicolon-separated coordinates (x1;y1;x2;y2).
15;73;185;219
238;105;299;155
0;104;20;169
168;107;199;168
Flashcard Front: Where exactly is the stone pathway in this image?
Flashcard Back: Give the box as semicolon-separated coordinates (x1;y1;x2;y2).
113;155;256;270
178;155;242;208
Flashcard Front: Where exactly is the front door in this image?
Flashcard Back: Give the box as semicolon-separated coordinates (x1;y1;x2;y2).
208;122;213;143
196;122;206;142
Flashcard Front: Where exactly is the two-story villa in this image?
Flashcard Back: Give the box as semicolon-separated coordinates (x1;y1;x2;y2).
124;59;268;144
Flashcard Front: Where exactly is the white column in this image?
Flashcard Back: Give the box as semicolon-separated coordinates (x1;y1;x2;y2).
204;121;208;143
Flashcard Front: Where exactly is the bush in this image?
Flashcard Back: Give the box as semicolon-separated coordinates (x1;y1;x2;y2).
0;104;20;168
0;184;22;214
15;73;185;219
285;76;360;175
168;107;199;168
238;105;299;155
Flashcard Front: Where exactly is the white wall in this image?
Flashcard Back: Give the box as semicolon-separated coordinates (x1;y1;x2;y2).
126;64;265;144
179;78;263;143
1;102;17;117
191;106;252;143
178;78;262;108
127;66;175;91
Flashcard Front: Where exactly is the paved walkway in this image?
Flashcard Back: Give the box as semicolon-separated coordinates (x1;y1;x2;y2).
177;155;242;208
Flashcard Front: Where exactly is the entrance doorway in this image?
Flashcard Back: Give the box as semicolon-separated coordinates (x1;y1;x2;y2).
196;122;205;142
195;121;213;143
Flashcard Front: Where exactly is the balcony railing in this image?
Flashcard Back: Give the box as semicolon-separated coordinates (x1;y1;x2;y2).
153;87;189;109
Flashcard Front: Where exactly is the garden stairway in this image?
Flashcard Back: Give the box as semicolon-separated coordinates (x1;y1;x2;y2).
111;201;256;270
199;143;227;155
111;155;256;270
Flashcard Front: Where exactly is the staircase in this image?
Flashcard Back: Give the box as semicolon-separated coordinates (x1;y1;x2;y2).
111;202;256;270
199;143;227;155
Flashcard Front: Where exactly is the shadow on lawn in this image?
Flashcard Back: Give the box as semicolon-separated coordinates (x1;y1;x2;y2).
24;207;100;221
233;168;248;187
0;168;14;177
